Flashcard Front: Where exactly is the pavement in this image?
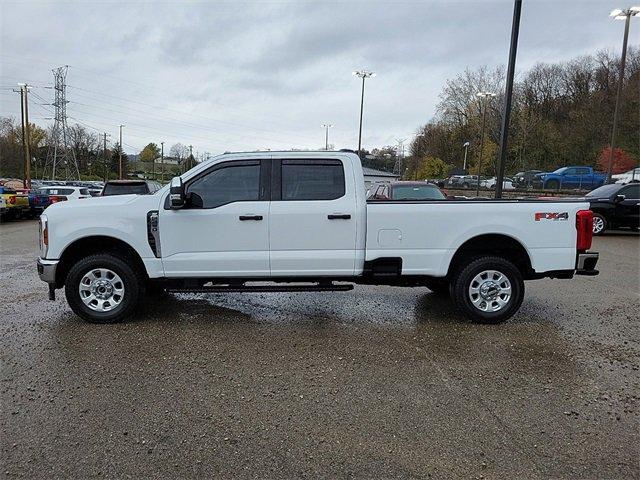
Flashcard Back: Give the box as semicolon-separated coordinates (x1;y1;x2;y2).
1;219;638;479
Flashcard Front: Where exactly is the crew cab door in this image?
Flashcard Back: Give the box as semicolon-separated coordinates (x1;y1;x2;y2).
269;158;357;276
159;159;271;277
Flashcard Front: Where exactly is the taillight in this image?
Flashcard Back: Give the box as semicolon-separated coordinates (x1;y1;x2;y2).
576;209;593;251
50;196;68;203
9;196;15;204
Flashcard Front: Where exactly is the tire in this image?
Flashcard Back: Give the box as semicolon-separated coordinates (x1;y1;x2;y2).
545;179;560;190
592;213;607;236
450;256;524;324
65;253;145;323
424;279;450;296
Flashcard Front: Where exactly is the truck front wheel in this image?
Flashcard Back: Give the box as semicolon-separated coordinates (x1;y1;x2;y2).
65;253;144;323
450;256;524;324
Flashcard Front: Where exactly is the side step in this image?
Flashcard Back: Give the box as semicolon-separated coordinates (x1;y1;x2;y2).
166;283;354;294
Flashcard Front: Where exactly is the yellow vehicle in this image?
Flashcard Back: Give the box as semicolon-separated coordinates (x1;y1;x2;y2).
0;186;30;219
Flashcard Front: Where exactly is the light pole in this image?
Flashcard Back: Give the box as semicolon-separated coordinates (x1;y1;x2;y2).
462;141;470;172
606;6;639;183
321;124;333;150
475;92;496;196
160;141;164;182
353;70;375;157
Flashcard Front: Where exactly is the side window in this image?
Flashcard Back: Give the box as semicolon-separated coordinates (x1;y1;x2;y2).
564;168;577;175
621;184;640;199
576;168;589;175
187;162;261;208
281;160;345;201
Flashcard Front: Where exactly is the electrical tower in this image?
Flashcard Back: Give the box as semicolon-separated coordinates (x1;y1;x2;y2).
44;66;80;180
393;138;406;176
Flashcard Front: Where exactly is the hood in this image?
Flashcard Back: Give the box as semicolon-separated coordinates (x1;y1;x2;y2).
44;192;161;217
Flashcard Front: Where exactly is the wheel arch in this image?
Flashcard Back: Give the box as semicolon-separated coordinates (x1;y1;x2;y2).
446;233;534;280
55;235;148;287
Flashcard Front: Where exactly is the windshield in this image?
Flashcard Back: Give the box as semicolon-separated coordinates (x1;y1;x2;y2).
102;182;149;196
551;167;567;174
392;185;445;200
586;184;620;198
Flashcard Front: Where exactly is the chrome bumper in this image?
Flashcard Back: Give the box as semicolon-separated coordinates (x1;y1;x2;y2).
37;258;58;283
575;252;599;276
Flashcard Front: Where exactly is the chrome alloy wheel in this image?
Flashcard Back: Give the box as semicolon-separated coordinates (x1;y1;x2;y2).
79;268;125;312
592;216;605;234
468;270;512;313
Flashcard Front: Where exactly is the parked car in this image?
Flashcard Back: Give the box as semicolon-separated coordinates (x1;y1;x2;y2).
513;170;543;188
480;177;516;190
0;186;30;219
37;151;598;325
613;168;640;184
88;188;103;197
586;182;640;235
534;166;606;190
367;181;446;200
101;180;162;196
37;186;91;203
16;188;52;218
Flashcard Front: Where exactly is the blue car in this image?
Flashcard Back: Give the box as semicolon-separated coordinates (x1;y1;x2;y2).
534;166;606;190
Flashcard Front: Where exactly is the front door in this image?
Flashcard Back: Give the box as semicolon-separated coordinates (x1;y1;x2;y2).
617;183;640;227
269;158;357;276
160;160;271;277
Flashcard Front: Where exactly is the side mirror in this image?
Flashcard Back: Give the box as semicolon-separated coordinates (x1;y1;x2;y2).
169;176;185;209
614;194;626;203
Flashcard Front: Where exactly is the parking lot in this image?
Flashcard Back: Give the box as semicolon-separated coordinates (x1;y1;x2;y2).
1;219;638;479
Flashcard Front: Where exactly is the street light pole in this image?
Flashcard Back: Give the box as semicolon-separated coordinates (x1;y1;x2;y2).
321;124;333;150
606;7;639;183
475;92;495;197
353;70;375;157
463;141;470;172
160;141;164;182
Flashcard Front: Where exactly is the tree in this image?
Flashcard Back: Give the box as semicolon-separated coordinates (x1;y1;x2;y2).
416;156;448;179
110;143;129;177
139;143;160;164
169;143;189;166
596;147;636;175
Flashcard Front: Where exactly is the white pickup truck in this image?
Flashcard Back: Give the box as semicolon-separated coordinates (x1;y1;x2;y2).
37;151;599;324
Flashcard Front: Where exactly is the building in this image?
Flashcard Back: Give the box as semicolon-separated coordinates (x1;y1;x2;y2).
362;167;400;190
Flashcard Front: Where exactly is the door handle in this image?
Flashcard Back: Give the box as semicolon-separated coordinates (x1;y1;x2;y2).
239;215;263;221
327;214;351;220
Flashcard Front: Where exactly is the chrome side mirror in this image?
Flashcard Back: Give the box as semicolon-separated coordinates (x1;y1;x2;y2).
169;176;185;209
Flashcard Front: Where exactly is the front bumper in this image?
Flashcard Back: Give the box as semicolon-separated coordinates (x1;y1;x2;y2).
37;257;58;283
575;252;599;276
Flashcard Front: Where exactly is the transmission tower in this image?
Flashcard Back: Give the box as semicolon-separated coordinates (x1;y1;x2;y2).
44;66;79;180
393;138;406;176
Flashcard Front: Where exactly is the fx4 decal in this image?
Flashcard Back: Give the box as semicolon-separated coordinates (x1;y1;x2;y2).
535;212;569;221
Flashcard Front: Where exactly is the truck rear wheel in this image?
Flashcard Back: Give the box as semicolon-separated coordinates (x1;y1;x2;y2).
65;253;144;323
450;256;524;324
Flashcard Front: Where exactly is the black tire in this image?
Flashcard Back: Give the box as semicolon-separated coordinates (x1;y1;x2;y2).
65;253;145;323
424;279;450;296
592;213;607;236
545;179;560;190
450;256;524;324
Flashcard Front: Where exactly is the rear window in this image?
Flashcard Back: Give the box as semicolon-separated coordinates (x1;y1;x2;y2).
281;160;345;201
102;183;149;196
586;184;619;198
392;185;445;200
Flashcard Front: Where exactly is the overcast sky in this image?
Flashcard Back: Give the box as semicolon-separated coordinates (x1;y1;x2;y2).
1;0;637;156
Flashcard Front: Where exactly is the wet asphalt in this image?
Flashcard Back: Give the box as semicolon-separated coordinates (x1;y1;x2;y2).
0;219;638;479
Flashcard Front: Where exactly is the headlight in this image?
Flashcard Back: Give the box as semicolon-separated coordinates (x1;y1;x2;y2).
39;214;48;258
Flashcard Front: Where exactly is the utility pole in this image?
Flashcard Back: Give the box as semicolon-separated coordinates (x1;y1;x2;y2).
495;0;522;199
102;133;110;182
14;85;30;189
118;124;124;179
475;92;496;197
606;7;639;183
160;141;164;182
188;145;193;172
321;124;333;150
353;70;375;157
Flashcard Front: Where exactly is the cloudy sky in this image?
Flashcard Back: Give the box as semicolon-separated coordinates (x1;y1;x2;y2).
0;0;635;156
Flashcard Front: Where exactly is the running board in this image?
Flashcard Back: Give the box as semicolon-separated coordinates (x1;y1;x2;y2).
166;283;354;294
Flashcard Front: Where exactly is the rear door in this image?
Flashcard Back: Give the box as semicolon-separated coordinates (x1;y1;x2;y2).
269;158;357;276
617;184;640;227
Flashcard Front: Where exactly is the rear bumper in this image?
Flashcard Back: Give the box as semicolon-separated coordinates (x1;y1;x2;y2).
37;258;58;283
575;252;599;276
